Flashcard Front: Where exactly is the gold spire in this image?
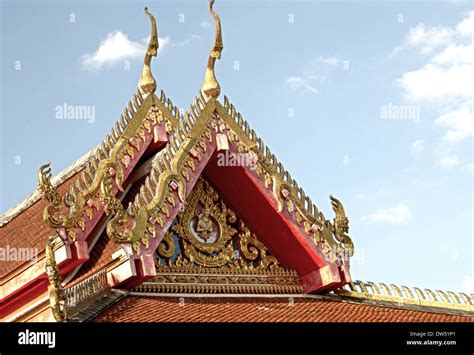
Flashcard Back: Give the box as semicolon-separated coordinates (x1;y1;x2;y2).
139;7;159;96
201;0;223;100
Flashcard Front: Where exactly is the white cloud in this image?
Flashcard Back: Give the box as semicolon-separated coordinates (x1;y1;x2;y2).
437;154;460;169
81;31;145;70
287;55;340;94
286;55;342;94
361;203;412;224
396;63;474;101
456;11;474;36
394;12;474;148
435;105;474;143
405;24;455;54
462;275;474;294
80;31;199;70
410;139;424;153
158;36;170;49
308;75;328;83
200;21;211;29
287;76;319;95
171;34;200;47
433;43;474;65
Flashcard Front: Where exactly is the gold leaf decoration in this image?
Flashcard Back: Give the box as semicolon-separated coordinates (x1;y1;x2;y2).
151;177;302;294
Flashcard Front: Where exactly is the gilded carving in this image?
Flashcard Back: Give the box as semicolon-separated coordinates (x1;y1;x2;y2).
45;239;66;322
172;177;237;259
139;7;159;95
201;0;223;100
195;206;213;241
148;177;302;293
329;194;354;256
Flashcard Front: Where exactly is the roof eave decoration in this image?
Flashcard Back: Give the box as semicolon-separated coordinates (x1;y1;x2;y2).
201;0;223;100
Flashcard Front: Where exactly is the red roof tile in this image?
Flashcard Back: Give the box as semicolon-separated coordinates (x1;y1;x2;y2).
92;296;473;322
0;173;80;278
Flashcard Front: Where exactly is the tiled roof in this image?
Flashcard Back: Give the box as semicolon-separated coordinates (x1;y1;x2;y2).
0;172;80;278
92;295;473;322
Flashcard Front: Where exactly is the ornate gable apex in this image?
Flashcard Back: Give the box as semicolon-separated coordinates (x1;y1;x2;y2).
94;93;353;294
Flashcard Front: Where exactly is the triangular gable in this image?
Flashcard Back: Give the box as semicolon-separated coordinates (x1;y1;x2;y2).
92;95;353;294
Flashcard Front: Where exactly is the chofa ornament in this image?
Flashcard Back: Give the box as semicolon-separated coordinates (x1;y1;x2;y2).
139;7;159;96
201;0;223;100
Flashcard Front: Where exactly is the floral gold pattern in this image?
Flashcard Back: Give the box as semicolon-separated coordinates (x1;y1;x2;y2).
143;177;303;294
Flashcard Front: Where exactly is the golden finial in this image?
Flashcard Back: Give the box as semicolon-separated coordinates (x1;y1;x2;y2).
201;0;223;100
139;7;159;96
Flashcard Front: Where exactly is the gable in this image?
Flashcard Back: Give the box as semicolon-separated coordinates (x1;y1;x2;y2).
91;96;351;293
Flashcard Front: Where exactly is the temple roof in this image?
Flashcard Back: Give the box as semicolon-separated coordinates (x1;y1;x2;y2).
1;4;472;324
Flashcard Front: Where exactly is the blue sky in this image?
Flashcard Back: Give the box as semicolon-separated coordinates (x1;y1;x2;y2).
1;0;472;294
